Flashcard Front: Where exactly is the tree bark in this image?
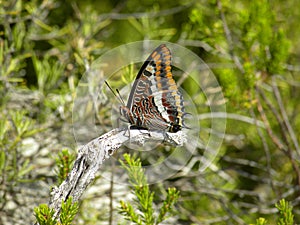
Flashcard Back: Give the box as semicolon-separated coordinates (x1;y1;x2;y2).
37;128;185;223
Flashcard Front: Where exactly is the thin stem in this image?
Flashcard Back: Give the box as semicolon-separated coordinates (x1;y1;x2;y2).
272;76;300;159
251;92;275;193
109;161;115;225
256;86;287;152
256;85;300;190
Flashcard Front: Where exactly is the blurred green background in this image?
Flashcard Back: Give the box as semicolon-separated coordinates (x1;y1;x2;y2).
1;0;300;224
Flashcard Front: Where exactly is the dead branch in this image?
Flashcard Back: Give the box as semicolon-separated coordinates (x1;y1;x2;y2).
41;128;185;223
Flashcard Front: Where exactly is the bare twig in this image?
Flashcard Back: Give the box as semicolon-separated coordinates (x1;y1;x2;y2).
272;76;300;158
198;112;265;128
256;85;300;189
38;128;185;223
177;39;214;52
255;86;287;152
249;105;276;193
109;162;115;225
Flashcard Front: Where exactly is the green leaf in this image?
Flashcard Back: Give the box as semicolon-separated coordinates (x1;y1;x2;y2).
34;204;57;225
0;150;6;173
157;187;180;224
0;119;9;141
276;199;294;225
255;217;268;225
119;200;142;225
55;149;75;185
119;154;180;225
60;197;79;225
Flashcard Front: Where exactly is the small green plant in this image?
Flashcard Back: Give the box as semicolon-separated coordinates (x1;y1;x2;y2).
33;149;77;225
34;204;56;225
251;199;294;225
276;199;294;225
119;153;180;225
55;149;75;184
32;54;65;94
34;197;78;225
0;110;41;209
60;198;79;225
254;217;268;225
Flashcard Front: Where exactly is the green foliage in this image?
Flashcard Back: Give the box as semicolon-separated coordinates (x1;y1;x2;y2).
216;68;239;99
34;198;78;225
119;201;143;225
10;110;36;137
276;199;294;225
119;154;180;225
0;149;6;174
127;15;176;41
0;109;41;208
156;187;180;224
251;199;294;225
55;149;76;185
32;54;65;94
34;204;56;225
0;0;300;224
254;217;267;225
185;2;225;46
60;198;79;225
268;29;291;75
239;0;290;75
187;0;292;107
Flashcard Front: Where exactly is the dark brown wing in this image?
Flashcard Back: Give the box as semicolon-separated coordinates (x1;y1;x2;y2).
125;44;185;132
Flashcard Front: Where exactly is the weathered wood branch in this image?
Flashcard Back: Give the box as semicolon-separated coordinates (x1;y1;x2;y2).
43;128;185;222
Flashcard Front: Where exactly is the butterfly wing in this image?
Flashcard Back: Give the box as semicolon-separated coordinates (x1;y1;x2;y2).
124;44;184;132
126;44;167;109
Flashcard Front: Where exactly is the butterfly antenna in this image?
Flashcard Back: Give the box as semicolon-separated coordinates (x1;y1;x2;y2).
105;81;126;105
116;88;126;105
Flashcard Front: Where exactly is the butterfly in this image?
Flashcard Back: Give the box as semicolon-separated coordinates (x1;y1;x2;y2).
120;44;185;133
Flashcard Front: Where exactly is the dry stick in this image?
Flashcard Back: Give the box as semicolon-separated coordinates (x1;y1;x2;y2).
218;197;245;225
109;161;114;225
271;78;300;188
272;76;300;159
256;86;300;189
257;84;298;157
44;128;185;222
249;104;276;194
256;86;288;152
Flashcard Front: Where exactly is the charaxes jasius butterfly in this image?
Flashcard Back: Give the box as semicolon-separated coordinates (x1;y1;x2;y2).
120;44;185;133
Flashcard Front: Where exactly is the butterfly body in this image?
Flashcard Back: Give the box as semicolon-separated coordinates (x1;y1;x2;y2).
120;44;184;133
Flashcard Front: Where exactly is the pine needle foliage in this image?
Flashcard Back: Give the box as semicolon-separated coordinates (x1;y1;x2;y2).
119;154;180;225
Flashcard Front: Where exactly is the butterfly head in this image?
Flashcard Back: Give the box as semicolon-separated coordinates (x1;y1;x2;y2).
168;123;182;133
